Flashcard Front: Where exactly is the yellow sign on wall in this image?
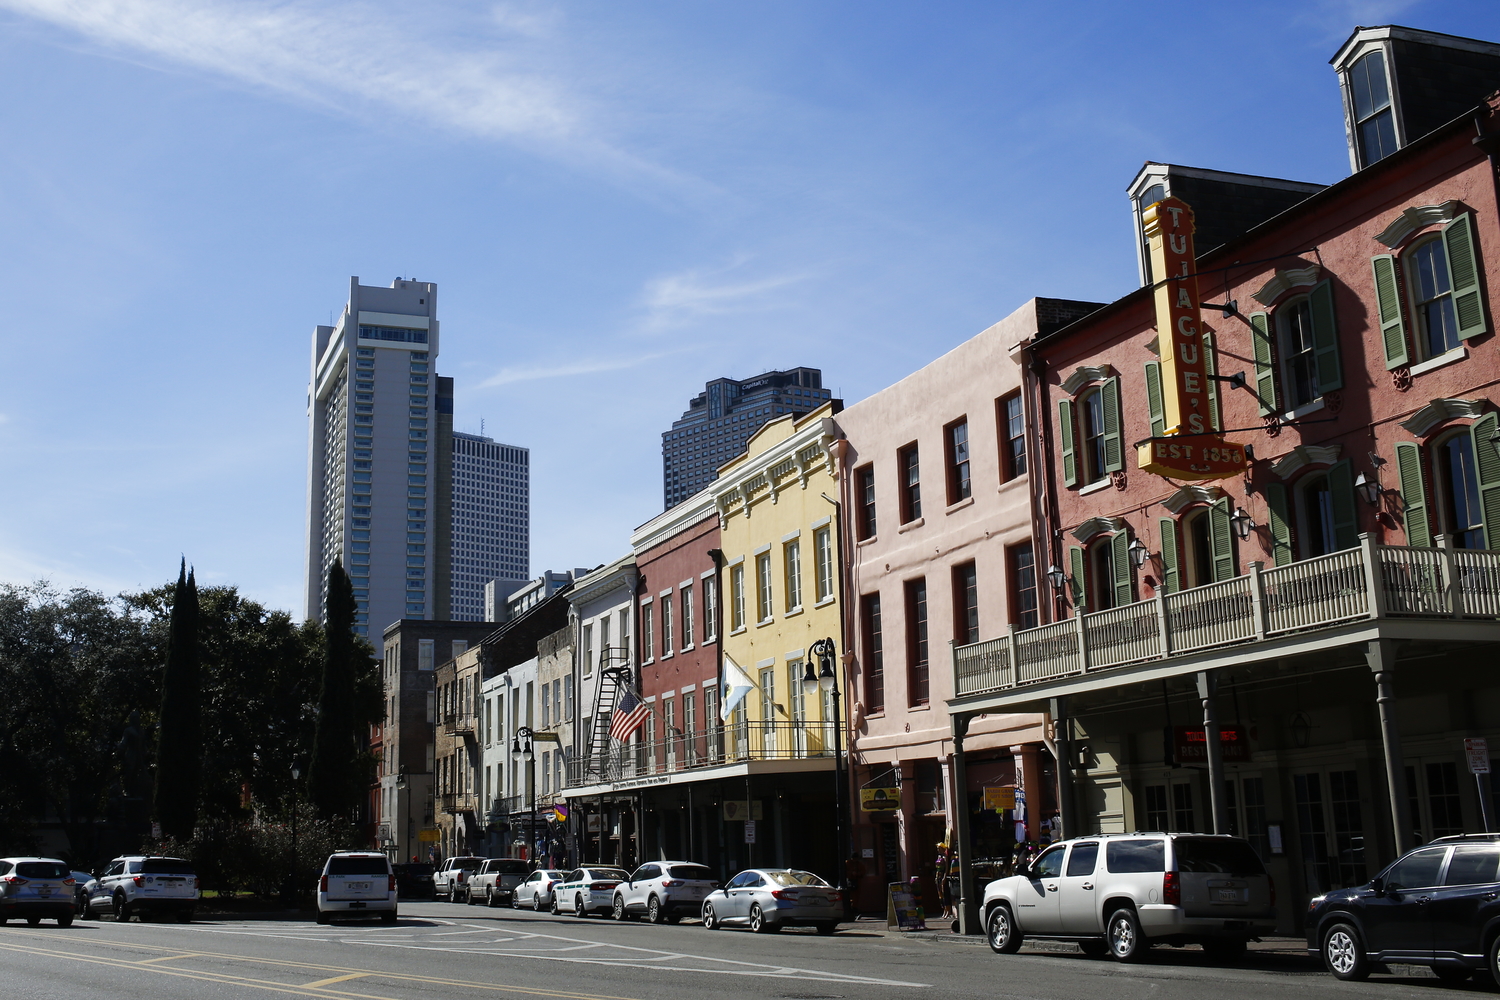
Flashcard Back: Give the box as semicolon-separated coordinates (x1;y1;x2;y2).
1136;196;1248;481
417;828;439;842
982;786;1015;812
860;787;899;812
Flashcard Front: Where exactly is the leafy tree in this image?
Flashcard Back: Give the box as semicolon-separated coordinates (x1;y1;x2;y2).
307;561;380;821
153;561;201;840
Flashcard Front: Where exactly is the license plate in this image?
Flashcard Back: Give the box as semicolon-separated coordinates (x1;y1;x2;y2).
1214;889;1240;902
804;895;827;905
38;889;53;896
351;882;370;890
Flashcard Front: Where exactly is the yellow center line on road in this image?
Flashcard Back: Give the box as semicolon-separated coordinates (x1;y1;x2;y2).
0;929;652;1000
135;952;204;964
302;974;369;989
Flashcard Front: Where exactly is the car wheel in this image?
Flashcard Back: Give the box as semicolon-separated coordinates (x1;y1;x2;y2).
381;910;398;924
533;894;544;912
1432;965;1471;983
1322;922;1369;981
648;896;664;924
815;922;837;936
465;886;476;905
986;904;1022;954
1202;939;1246;963
574;894;587;917
612;895;626;921
1106;908;1148;963
702;902;719;930
551;896;561;916
1078;940;1108;959
749;904;772;934
114;893;131;922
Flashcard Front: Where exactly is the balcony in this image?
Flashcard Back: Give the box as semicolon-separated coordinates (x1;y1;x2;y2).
442;712;476;741
565;720;839;789
954;537;1500;701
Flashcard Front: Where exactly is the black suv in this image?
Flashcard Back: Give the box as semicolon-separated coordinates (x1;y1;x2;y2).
1308;834;1500;983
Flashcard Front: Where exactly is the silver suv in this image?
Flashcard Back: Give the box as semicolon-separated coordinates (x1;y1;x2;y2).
980;834;1275;962
85;856;199;922
612;861;720;923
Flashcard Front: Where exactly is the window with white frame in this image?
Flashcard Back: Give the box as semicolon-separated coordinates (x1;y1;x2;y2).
731;563;746;630
757;552;773;623
785;540;802;612
814;527;833;603
681;585;694;648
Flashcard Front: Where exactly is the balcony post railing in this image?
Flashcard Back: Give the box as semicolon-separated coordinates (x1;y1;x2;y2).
1359;532;1386;620
1154;590;1171;656
1075;611;1090;673
1247;561;1267;640
1438;534;1463;620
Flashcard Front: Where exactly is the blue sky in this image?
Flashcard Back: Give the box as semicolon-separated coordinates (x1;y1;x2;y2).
2;0;1497;613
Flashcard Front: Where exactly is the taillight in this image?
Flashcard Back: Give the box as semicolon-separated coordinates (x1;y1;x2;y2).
63;877;75;886
1;876;27;886
828;891;842;901
389;875;397;891
320;875;329;892
590;882;613;890
1162;871;1180;906
1269;875;1276;907
194;878;201;890
660;880;681;888
770;889;793;900
133;875;144;887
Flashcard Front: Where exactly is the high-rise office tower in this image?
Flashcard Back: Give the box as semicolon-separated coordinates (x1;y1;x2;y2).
305;277;449;637
661;367;840;509
450;431;530;620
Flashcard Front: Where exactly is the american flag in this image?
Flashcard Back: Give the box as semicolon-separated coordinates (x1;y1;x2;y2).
609;689;651;742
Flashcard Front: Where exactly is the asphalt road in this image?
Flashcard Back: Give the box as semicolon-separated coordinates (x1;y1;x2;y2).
0;900;1487;1000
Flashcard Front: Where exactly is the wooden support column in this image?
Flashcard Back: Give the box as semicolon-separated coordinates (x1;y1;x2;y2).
1051;697;1073;840
950;713;979;935
1367;638;1413;855
1197;671;1227;834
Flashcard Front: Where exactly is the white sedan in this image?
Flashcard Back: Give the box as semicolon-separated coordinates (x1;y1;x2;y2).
551;867;629;917
513;869;566;911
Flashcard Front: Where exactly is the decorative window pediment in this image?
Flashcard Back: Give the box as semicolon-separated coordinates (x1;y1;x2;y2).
1250;265;1323;307
1161;485;1226;515
1060;364;1115;396
1399;397;1489;437
1270;444;1343;480
1070;516;1125;543
1375;199;1463;248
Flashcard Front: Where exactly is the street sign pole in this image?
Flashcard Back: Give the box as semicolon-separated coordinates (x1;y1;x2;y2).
1466;738;1491;833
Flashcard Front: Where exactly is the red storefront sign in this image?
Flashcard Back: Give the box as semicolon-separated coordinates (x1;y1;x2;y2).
1172;725;1250;764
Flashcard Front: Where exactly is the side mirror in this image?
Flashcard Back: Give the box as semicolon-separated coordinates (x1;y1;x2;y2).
1369;876;1384;896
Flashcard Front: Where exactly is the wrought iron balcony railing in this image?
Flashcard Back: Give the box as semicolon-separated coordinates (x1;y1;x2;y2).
953;536;1500;700
565;719;840;788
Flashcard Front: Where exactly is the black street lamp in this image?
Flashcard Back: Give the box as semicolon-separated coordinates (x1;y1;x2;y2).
512;727;536;862
395;765;410;863
288;763;301;906
805;637;846;897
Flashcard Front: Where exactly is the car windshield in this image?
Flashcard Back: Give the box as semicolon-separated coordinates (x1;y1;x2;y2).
488;860;531;874
1174;838;1265;875
328;857;390;876
142;859;195;875
15;862;69;879
540;870;565;879
766;870;830;887
668;864;716;881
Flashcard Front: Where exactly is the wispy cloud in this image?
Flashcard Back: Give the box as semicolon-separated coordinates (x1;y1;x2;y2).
639;260;813;331
0;0;710;196
477;350;678;388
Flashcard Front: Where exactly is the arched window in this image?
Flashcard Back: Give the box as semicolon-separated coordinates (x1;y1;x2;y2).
1297;474;1336;557
1081;388;1107;485
1058;377;1121;489
1090;539;1115;611
1409;236;1461;359
1436;431;1485;549
1277;296;1318;409
1182;509;1214;588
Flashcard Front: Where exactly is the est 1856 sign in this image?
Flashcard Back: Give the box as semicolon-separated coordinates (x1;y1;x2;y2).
1135;196;1249;481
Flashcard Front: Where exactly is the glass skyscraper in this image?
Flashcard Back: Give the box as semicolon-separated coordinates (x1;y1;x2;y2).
451;431;529;621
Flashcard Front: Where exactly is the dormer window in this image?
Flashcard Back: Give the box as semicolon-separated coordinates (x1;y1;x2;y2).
1348;50;1397;167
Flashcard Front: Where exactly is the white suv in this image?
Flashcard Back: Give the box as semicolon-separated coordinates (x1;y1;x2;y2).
316;852;397;924
85;856;199;922
613;861;720;923
980;834;1275;962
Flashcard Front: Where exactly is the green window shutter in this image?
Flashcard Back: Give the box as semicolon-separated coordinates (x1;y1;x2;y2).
1308;280;1344;394
1327;459;1359;551
1145;361;1165;439
1209;498;1236;582
1250;311;1277;415
1444;214;1488;340
1158;518;1180;593
1101;376;1123;473
1203;331;1221;431
1068;545;1086;612
1111;531;1133;608
1470;413;1500;548
1394;441;1431;547
1059;399;1078;487
1372;254;1410;369
1264;483;1293;566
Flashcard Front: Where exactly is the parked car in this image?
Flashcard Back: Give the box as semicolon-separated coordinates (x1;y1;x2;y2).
980;834;1275;962
467;858;531;906
316;852;397;924
0;857;77;927
1309;834;1500;983
614;861;720;923
433;856;485;903
552;867;630;917
84;856;199;923
69;870;91;914
393;863;436;900
700;869;841;934
514;869;567;911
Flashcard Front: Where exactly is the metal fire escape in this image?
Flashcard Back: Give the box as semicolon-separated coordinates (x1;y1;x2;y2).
585;646;631;782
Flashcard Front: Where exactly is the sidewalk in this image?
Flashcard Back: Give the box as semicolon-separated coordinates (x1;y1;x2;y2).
852;916;1311;958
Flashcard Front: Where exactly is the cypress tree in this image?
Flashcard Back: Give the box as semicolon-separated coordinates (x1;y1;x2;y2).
153;559;201;840
308;560;359;820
